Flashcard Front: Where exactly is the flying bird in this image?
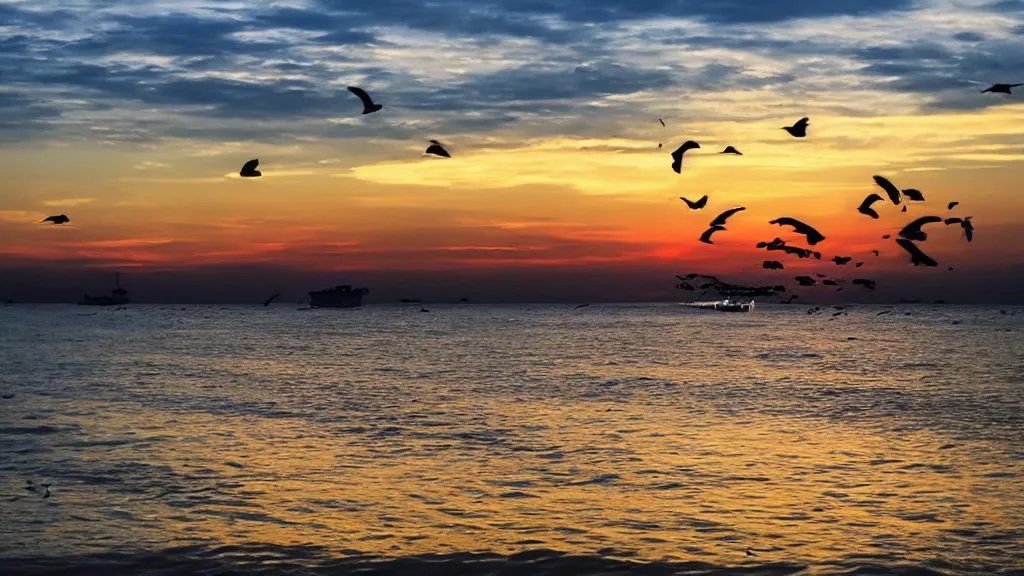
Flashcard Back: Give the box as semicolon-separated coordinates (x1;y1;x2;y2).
882;234;892;239
41;214;70;224
573;303;590;310
902;188;925;202
671;141;700;173
823;279;840;286
709;207;746;227
239;158;261;177
833;256;852;266
769;217;826;245
658;118;665;127
857;193;884;219
948;201;959;210
896;239;938;267
855;262;864;267
872;250;880;256
680;195;708;210
902;205;908;213
720;146;742;155
795;275;816;286
853;279;877;290
783;117;809;137
898;216;943;242
872;175;903;205
425;140;451;158
981;83;1022;94
763;260;784;270
815;273;827;278
961;216;974;242
347;86;383;114
699;225;726;245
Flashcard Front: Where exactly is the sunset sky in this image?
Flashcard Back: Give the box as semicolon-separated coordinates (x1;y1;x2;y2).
1;0;1023;302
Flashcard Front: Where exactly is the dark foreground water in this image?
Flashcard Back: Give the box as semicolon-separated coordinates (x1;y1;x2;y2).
1;303;1022;575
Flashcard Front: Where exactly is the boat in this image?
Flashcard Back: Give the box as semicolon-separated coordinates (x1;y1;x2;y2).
78;273;129;306
308;285;369;308
681;299;755;313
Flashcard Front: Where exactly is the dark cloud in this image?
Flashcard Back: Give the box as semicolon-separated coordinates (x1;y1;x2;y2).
952;31;985;42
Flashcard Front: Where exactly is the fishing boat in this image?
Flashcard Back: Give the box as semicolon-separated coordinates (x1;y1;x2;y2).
681;299;755;313
78;273;129;306
308;285;369;308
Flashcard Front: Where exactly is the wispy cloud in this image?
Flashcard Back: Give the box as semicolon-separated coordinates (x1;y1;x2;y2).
42;198;96;207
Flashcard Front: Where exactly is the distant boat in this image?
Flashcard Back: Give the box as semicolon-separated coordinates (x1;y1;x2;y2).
78;273;129;306
681;299;755;313
309;285;369;308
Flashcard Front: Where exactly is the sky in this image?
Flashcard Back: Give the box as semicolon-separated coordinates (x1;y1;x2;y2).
1;0;1023;303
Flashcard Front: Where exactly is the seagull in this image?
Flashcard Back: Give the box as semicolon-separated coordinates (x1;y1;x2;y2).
425;140;451;158
239;159;261;177
898;216;943;242
833;256;852;266
857;194;884;219
961;216;974;242
658;118;665;127
872;250;881;256
347;86;382;114
680;196;708;210
41;214;70;224
948;201;959;210
783;117;809;137
709;207;746;227
720;146;742;155
763;260;784;270
981;83;1022;94
882;234;892;239
896;239;938;267
855;262;864;267
873;175;903;205
902;188;925;202
699;225;726;245
671;141;700;173
769;217;826;245
853;279;876;290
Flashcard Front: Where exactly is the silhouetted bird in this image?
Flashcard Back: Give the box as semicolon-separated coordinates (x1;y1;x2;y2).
961;216;974;242
420;307;430;313
347;86;382;114
680;195;708;210
239;158;261;177
873;175;903;205
658;143;662;148
263;292;281;307
882;234;891;239
426;140;451;158
720;146;742;155
948;201;959;210
795;275;816;286
896;238;938;267
783;117;809;137
574;303;590;310
763;260;784;270
699;225;726;245
671;141;700;173
857;194;884;219
709;207;746;227
872;250;880;256
853;279;876;290
815;273;827;278
41;214;70;224
902;188;925;201
898;216;943;242
658;118;665;127
855;262;864;267
769;217;826;245
944;217;962;225
981;83;1022;94
948;266;954;271
823;279;840;286
833;256;852;265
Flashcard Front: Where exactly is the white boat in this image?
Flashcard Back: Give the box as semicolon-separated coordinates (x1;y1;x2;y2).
680;299;755;313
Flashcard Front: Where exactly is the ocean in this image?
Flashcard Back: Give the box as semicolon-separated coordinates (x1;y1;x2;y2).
1;303;1022;575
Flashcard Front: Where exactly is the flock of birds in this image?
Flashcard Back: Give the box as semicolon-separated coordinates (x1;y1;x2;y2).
36;81;1016;303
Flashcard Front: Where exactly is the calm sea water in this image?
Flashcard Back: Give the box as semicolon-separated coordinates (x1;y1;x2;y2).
1;303;1022;575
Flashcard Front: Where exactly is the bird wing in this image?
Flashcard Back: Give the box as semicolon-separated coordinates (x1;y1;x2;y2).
659;118;665;127
794;117;809;128
680;196;707;209
241;158;259;172
872;175;903;205
944;217;962;225
899;216;943;237
41;216;56;223
426;144;450;157
347;86;375;108
902;188;925;201
858;193;883;211
699;226;724;243
896;239;938;266
672;141;700;158
948;202;958;209
709;207;746;227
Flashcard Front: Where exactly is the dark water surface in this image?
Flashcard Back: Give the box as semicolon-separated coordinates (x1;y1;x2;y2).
1;303;1022;575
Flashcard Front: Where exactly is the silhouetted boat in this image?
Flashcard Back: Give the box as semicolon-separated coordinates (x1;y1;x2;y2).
681;299;755;313
309;285;369;308
78;273;129;306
